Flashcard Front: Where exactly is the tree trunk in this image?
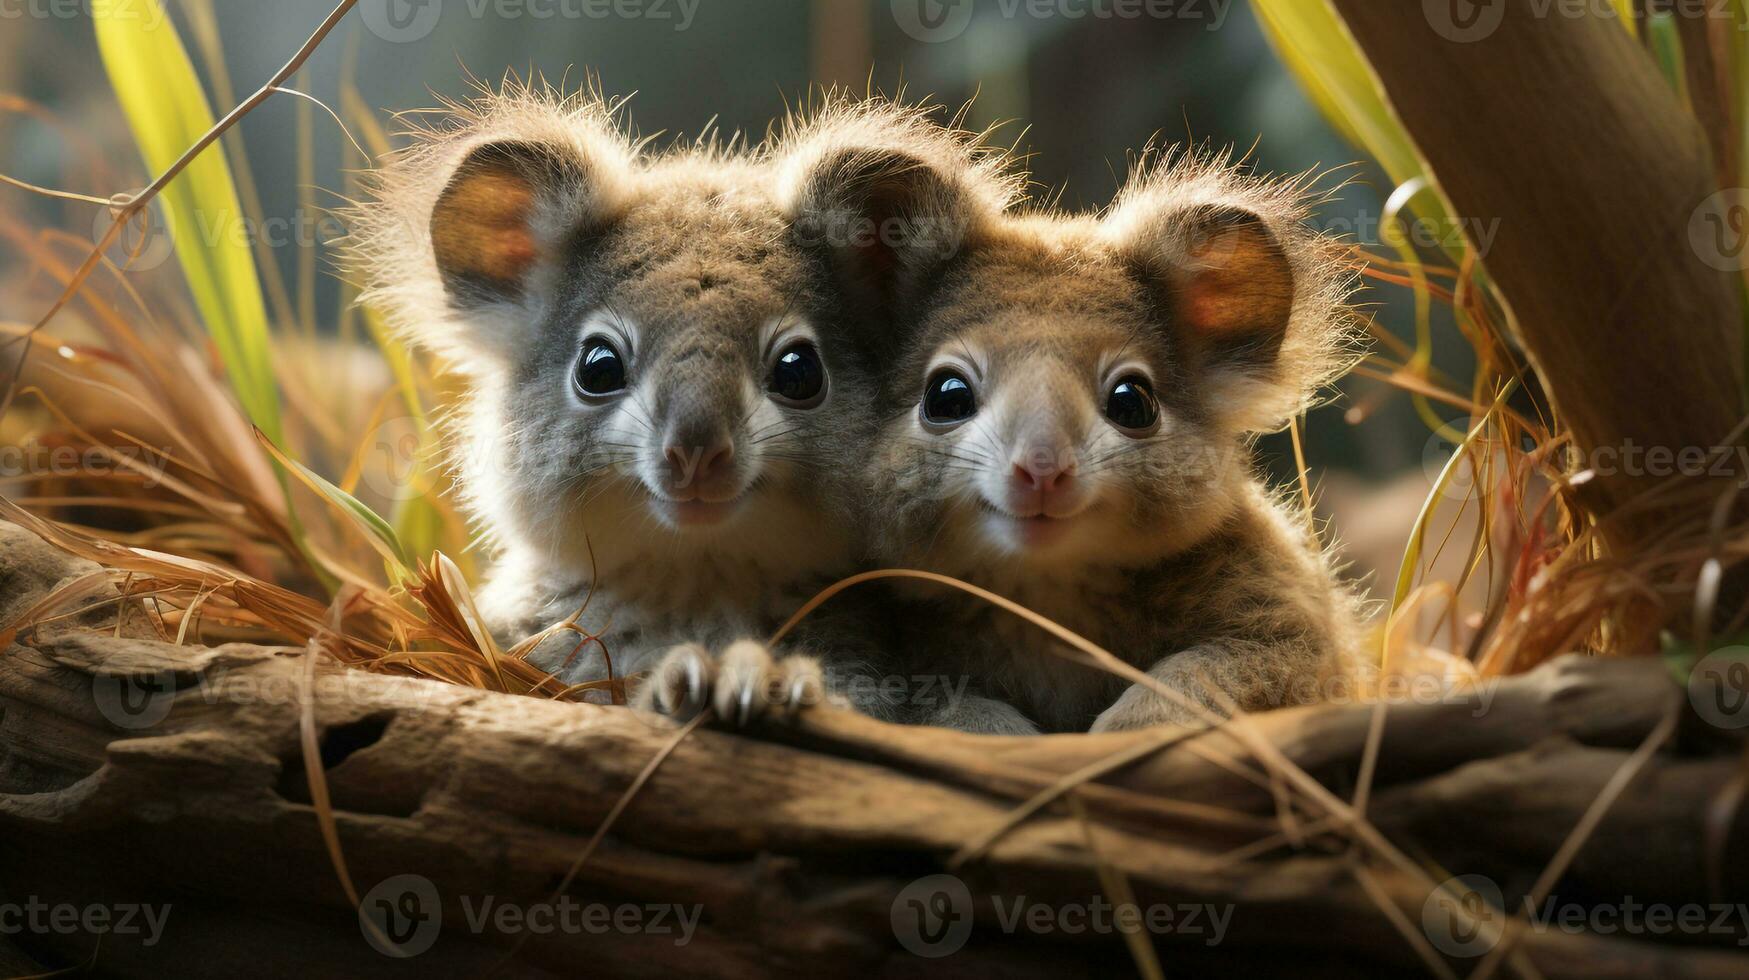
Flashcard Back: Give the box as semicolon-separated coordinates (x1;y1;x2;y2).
1327;0;1744;539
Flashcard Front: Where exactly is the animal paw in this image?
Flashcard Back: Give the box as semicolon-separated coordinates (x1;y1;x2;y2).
638;640;826;726
1089;681;1211;733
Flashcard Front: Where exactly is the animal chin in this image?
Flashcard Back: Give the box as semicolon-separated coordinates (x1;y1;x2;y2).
975;499;1089;553
661;497;747;528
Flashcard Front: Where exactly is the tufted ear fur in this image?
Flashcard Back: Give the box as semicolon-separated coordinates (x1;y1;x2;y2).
1104;154;1360;433
786;148;980;309
343;87;637;371
431;140;595;303
773;98;1022;316
1159;205;1296;372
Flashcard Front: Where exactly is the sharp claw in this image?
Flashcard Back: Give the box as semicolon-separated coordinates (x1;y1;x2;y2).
682;652;706;716
735;681;755;726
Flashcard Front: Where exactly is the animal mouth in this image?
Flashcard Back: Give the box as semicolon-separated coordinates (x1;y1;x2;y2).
977;500;1084;548
646;475;765;529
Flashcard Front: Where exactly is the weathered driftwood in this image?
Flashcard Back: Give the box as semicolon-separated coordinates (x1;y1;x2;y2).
0;523;1746;978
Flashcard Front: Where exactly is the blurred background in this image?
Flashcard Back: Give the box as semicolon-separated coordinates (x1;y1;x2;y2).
0;0;1481;599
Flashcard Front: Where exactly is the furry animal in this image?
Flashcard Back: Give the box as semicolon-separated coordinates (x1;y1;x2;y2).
841;150;1367;734
638;95;1031;722
345;86;1024;721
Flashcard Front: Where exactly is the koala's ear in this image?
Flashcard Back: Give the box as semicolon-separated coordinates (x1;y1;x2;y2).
430;138;626;305
1113;198;1321;433
782;147;985;309
1173;207;1295;361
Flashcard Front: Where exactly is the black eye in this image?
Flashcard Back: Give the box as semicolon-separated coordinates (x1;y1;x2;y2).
574;338;627;397
768;341;827;407
1105;375;1158;432
921;369;977;426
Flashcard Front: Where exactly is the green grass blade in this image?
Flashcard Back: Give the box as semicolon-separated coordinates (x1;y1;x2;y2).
1646;10;1691;108
1391;380;1519;613
259;431;413;581
93;0;282;444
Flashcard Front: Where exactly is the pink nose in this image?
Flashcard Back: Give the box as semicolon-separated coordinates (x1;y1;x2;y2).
665;439;733;488
1011;452;1076;494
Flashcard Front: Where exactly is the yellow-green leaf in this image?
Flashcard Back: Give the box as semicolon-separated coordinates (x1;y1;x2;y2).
259;430;412;580
1251;0;1428;194
94;0;281;443
1646;10;1691;108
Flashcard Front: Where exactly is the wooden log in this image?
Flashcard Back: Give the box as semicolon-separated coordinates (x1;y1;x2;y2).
1;522;1746;977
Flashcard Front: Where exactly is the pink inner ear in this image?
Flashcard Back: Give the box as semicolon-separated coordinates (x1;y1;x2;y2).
1179;219;1295;342
432;169;541;293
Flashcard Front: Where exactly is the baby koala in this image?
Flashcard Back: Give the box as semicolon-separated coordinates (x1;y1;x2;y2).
850;151;1366;734
347;86;1020;721
346;85;885;707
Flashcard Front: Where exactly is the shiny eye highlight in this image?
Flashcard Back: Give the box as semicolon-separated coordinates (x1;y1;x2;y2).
574;337;627;398
768;341;828;408
1104;375;1159;432
921;369;977;427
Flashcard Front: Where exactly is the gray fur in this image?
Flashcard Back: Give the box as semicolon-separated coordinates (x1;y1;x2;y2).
855;151;1368;733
